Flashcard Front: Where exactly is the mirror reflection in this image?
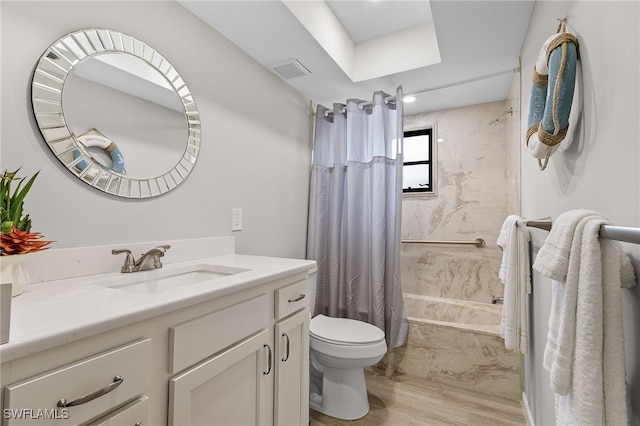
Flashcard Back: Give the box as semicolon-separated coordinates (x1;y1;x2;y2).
63;53;188;179
31;29;201;198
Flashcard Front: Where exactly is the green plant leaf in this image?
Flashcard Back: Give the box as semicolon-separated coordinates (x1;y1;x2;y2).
8;171;38;224
0;169;39;233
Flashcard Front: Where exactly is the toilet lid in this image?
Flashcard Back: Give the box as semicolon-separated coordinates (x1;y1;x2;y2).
310;314;385;345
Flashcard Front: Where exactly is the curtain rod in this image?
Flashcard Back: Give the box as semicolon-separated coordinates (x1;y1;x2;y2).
323;95;397;117
526;220;640;245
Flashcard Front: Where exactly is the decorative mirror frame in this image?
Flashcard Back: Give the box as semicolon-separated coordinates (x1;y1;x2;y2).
31;29;201;198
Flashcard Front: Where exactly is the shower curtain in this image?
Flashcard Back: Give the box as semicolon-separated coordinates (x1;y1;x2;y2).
307;87;408;349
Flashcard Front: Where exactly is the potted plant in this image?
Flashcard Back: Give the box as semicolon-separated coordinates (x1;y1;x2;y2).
0;169;53;296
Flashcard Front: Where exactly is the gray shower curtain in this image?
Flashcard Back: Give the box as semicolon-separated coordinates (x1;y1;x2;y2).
307;87;408;349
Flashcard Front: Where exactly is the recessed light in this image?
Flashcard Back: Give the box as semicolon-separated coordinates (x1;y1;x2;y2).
403;95;416;103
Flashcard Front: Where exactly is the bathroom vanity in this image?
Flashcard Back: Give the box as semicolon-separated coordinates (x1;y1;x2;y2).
0;237;314;425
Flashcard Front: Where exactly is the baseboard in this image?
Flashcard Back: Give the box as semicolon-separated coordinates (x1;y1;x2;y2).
521;392;535;426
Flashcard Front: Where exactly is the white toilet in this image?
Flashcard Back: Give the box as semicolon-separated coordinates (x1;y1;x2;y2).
308;271;387;420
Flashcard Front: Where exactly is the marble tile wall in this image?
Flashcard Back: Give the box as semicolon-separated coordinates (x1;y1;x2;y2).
402;101;512;304
392;319;523;401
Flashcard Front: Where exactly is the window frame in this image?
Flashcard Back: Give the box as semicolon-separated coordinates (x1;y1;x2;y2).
402;127;435;195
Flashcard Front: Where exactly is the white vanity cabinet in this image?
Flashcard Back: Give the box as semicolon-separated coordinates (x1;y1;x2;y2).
167;278;311;426
0;257;313;426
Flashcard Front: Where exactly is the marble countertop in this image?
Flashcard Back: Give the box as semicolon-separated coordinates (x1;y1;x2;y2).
1;254;316;363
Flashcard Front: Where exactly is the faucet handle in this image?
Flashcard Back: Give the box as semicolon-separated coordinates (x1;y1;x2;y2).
112;249;136;273
151;245;170;268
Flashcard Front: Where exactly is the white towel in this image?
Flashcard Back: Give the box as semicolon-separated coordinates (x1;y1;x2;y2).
532;209;636;425
497;215;531;354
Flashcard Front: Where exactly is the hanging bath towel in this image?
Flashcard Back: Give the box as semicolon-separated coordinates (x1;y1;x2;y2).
532;209;636;425
497;215;531;354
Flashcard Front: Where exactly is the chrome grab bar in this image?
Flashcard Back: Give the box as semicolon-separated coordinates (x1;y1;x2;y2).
402;238;485;248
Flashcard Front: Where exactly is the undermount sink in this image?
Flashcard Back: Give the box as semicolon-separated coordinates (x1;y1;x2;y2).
90;264;250;294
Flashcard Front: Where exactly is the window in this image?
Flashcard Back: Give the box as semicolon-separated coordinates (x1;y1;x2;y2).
403;128;433;193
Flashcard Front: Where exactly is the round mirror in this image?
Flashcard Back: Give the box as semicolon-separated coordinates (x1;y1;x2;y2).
31;29;201;198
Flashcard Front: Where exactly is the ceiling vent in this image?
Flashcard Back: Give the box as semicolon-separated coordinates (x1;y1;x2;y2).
269;58;311;80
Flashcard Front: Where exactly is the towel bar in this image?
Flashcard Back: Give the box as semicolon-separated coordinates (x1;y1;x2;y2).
526;220;640;245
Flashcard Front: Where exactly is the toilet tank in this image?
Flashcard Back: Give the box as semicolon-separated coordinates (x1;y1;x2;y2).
308;268;317;317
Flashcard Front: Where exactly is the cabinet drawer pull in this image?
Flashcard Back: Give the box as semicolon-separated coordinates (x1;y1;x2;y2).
288;294;305;303
263;345;272;375
57;375;123;407
281;333;291;362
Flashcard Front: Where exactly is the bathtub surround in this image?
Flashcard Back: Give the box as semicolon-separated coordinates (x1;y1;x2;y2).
399;102;516;387
394;294;523;402
402;101;512;305
388;100;523;402
307;89;407;349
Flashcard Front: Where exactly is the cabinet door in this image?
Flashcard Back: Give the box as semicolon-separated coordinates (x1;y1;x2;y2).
169;330;273;426
274;309;309;426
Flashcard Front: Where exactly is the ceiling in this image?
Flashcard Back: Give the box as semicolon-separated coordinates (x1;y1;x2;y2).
178;0;535;115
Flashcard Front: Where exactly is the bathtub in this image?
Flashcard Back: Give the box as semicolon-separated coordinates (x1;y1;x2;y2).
403;293;502;335
385;293;523;401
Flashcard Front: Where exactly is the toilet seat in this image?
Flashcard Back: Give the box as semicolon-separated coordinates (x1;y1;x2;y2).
310;314;385;345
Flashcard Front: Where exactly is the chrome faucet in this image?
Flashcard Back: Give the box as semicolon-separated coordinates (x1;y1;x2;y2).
112;244;171;273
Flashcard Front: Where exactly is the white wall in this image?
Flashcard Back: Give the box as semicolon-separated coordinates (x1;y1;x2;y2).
520;2;640;425
0;1;313;259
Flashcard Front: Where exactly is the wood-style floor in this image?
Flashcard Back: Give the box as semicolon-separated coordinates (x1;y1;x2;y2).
310;369;526;426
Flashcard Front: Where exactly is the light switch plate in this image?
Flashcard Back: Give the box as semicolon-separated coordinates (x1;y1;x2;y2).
232;208;242;231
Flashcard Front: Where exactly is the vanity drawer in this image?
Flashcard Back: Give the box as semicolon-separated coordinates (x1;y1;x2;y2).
88;396;149;426
3;339;151;426
170;294;269;374
275;279;309;320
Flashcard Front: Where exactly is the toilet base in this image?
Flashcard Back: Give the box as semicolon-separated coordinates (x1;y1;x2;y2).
310;366;370;420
